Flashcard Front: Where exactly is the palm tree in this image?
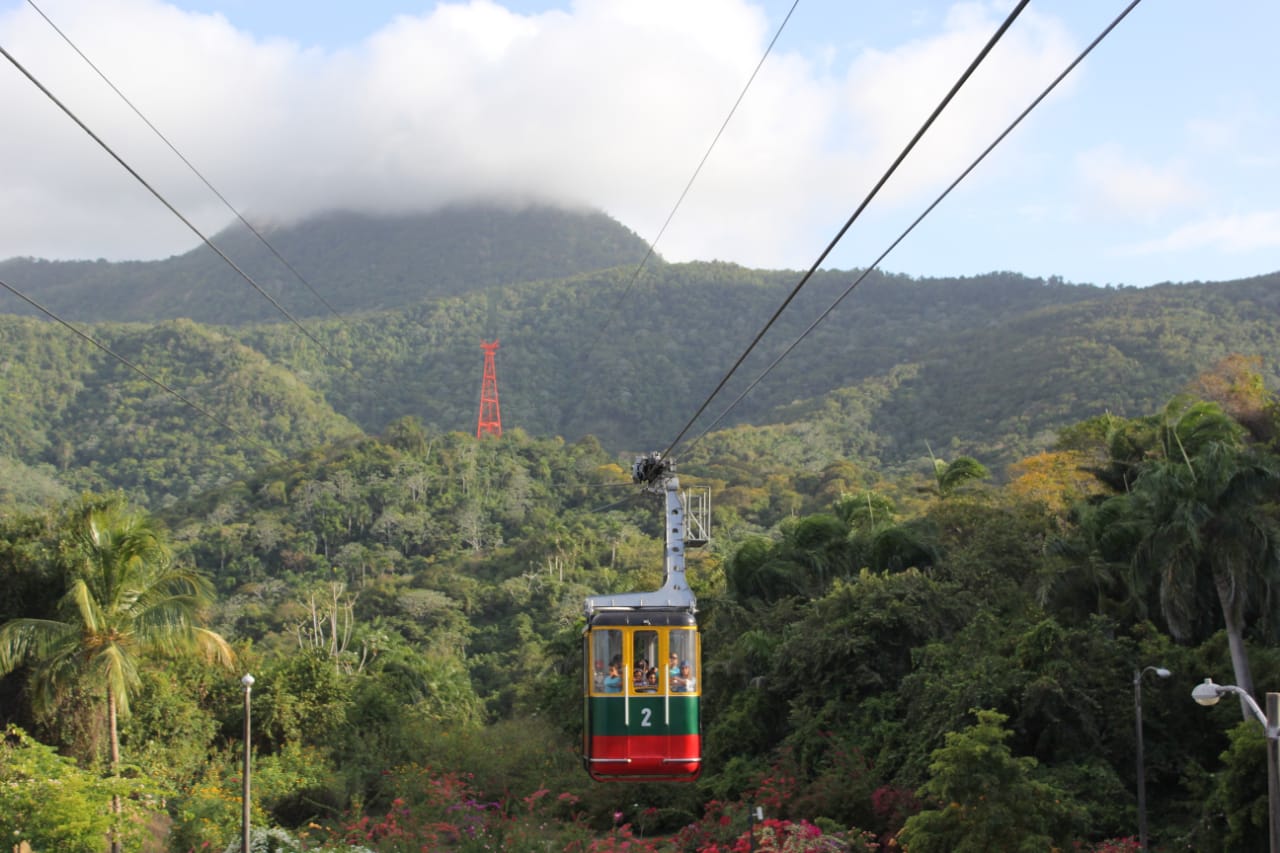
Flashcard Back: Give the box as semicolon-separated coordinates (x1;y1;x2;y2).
0;498;234;853
1127;438;1280;701
924;443;990;499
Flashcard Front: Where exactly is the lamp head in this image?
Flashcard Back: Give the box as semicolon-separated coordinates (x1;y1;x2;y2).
241;673;255;689
1154;667;1172;679
1192;678;1222;707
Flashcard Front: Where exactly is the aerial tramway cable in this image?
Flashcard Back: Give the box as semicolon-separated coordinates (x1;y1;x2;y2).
584;0;802;353
24;0;350;328
0;275;284;461
658;0;1033;461
678;0;1148;459
0;43;349;369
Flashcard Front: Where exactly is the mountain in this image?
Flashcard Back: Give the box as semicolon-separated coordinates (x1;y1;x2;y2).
689;271;1280;478
0;204;651;324
231;263;1280;471
0;203;1277;508
0;315;361;508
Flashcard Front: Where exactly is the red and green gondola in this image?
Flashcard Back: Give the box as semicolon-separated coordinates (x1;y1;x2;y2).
583;455;706;782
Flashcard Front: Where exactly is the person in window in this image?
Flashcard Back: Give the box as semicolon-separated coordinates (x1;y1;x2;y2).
645;666;659;689
667;652;680;678
672;662;697;692
603;664;623;693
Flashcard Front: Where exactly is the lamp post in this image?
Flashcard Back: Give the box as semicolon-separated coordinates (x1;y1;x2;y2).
1134;665;1171;850
1192;678;1280;853
242;673;255;853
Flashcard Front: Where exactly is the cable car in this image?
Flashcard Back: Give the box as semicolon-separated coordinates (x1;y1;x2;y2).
583;453;708;782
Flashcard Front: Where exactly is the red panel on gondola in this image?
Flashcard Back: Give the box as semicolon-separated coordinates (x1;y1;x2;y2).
586;734;702;781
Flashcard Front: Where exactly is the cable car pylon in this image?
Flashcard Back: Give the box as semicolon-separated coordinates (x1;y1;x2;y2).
476;340;502;438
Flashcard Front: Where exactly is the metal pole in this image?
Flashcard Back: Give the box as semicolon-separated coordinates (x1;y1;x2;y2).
242;674;254;853
1193;680;1275;853
1134;670;1149;850
1267;692;1279;853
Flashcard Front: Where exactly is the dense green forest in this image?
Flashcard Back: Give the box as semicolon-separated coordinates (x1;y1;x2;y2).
3;207;1280;850
0;208;1277;507
1;357;1279;851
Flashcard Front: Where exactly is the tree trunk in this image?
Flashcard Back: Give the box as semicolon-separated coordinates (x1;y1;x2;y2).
1216;568;1258;715
108;685;122;853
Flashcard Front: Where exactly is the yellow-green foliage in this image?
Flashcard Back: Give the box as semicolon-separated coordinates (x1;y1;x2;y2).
0;724;162;853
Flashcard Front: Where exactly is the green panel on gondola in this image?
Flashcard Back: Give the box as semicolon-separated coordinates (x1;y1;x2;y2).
588;695;699;736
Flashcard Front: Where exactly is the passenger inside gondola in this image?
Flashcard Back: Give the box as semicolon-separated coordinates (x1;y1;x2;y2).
633;658;647;688
671;661;697;692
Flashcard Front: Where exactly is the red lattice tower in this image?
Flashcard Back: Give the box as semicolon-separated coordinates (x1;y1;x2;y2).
476;340;502;438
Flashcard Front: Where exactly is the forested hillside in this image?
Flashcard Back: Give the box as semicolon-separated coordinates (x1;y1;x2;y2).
2;206;1280;851
3;377;1280;851
0;315;361;507
0;209;1277;508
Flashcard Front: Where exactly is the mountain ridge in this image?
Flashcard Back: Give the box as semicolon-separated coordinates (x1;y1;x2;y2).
0;203;652;324
0;204;1276;507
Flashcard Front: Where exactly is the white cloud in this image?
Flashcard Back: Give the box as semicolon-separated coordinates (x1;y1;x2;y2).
0;0;1133;269
1184;116;1238;151
1073;144;1202;221
835;4;1076;190
1119;211;1280;257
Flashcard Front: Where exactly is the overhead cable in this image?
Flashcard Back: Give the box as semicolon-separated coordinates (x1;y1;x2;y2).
586;0;802;351
25;0;350;325
0;275;283;461
659;0;1030;460
679;0;1145;457
0;44;348;368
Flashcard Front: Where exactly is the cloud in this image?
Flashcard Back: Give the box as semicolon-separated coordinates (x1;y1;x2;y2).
0;0;1091;266
1119;211;1280;257
836;3;1076;200
1073;144;1202;221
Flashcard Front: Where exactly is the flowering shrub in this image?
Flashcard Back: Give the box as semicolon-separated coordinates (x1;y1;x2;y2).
671;800;878;853
309;765;600;852
173;743;334;852
1074;839;1143;852
180;750;890;852
869;785;920;830
562;822;664;852
220;826;375;852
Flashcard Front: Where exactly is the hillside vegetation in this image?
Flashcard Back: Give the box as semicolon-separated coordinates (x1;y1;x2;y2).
1;379;1279;851
2;207;1280;851
0;204;1275;507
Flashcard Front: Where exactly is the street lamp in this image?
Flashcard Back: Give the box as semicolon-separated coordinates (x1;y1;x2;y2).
1134;665;1171;850
747;805;763;853
1192;678;1280;853
242;673;255;853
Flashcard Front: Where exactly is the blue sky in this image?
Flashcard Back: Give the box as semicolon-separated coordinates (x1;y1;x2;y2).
1;0;1276;286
